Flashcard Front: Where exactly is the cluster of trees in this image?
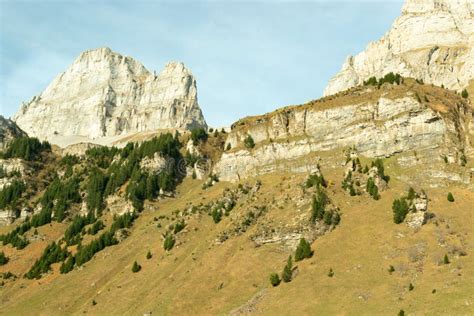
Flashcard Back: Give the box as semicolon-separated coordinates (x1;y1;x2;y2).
269;255;295;287
88;220;105;235
244;135;255;149
86;146;120;169
392;187;417;224
294;238;313;262
64;212;96;245
363;72;402;87
190;128;208;145
371;159;390;182
0;179;26;209
0;219;30;249
41;176;81;222
305;172;327;189
25;242;69;279
1;137;50;161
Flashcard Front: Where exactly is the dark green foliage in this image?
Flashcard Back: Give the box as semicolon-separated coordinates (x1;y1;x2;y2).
443;254;450;264
282;255;293;283
92;300;97;306
306;173;327;189
226;143;231;151
110;212;137;233
447;192;454;202
0;226;29;249
409;283;414;291
461;89;469;98
86;169;108;212
388;265;395;274
184;151;200;167
363;72;402;87
173;220;186;234
0;251;9;265
25;242;69;279
311;188;328;222
366;177;380;200
190;128;208;145
60;154;80;167
2;137;50;161
398;310;405;316
328;268;334;277
163;234;175;251
294;238;313;262
40;176;81;222
244;135;255;149
60;256;75;274
424;95;429;102
85;146;119;169
75;231;118;266
407;187;416;201
371;159;390;182
0;179;26;209
87;220;105;235
460;153;467;166
392;198;409;224
211;208;222;223
270;273;281;287
64;213;96;245
131;261;141;273
146;251;152;259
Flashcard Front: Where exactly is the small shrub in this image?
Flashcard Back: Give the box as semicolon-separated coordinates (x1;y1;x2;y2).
226;143;231;151
132;261;141;273
409;283;414;291
398;310;405;316
146;251;152;259
244;135;255;149
388;265;395;274
447;192;454;202
190;128;208;145
461;89;469;98
269;273;281;287
327;268;334;277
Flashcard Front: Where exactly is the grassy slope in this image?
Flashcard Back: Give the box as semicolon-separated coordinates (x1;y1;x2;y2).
1;162;473;315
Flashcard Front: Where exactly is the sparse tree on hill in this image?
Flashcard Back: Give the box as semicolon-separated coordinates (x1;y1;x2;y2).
282;255;293;283
270;273;281;287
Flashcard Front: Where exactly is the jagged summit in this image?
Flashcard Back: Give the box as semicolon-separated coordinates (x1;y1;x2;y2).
13;47;207;144
324;0;474;96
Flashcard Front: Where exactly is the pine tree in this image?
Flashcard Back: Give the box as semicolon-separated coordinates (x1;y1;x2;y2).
146;251;152;259
282;255;293;283
132;261;141;273
328;268;334;277
398;310;405;316
443;254;450;264
447;192;454;202
461;89;469;98
409;283;414;291
0;251;9;265
163;234;175;251
244;135;255;149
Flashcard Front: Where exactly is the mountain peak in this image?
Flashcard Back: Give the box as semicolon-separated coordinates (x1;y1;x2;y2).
13;49;207;143
324;0;473;96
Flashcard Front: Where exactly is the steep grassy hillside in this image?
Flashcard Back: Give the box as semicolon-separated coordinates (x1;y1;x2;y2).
1;151;472;315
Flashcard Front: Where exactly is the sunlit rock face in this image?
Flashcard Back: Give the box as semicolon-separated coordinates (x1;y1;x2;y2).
13;48;207;142
324;0;474;96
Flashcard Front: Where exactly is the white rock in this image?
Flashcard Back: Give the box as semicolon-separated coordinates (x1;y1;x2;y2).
13;48;207;143
324;0;474;96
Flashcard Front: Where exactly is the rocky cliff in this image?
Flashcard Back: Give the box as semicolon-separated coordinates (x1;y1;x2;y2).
215;81;473;185
324;0;474;96
13;48;207;142
0;115;27;151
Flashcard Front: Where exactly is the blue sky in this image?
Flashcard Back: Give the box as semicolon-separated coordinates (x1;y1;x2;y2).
0;0;403;127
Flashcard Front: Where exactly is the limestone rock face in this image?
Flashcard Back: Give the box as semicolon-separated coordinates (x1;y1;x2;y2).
324;0;474;96
0;115;27;151
214;84;472;183
13;48;207;142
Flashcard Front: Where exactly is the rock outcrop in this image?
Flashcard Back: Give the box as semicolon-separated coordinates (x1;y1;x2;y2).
324;0;474;96
13;48;207;143
0;115;27;151
215;82;472;184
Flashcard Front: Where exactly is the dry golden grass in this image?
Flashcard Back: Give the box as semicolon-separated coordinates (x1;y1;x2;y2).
1;158;473;315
